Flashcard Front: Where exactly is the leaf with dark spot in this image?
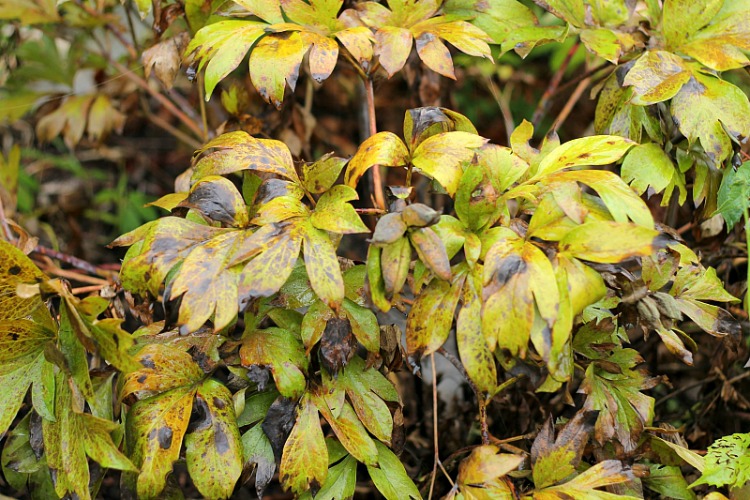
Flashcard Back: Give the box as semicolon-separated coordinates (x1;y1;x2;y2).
279;394;328;496
319;316;356;375
239;327;308;398
261;396;297;461
185;379;243;499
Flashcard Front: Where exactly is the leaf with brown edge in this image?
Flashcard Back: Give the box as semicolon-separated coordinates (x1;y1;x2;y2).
239;327;308;398
457;267;496;394
411;131;488;196
248;31;308;109
179;176;249;227
452;445;521;499
186;20;267;98
170;230;249;335
311;185;369;234
531;410;597;489
314;393;378;466
301;153;347;194
238;222;303;307
344;132;409;188
280;393;328;496
559;221;661;264
303;220;345;309
185;378;243;500
142;32;188;90
43;374;137;500
406;266;466;357
192;131;299;184
409;227;451;282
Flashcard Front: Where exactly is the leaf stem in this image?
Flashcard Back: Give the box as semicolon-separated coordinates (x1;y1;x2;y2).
197;72;210;142
744;206;750;312
428;352;439;500
364;77;387;211
436;347;489;444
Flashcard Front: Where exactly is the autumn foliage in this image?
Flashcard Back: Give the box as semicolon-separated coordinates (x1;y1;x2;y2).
2;0;750;499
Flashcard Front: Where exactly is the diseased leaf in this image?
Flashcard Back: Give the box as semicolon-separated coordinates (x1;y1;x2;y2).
303;220;345;308
186;20;267;98
192;131;300;184
411;131;488;195
280;394;328;496
239;327;308;398
457;268;496;393
44;374;137;500
409;227;452;281
663;0;723;49
302;154;348;194
406;267;466;357
249;32;308;109
185;378;243;500
380;236;411;296
623;51;691;105
180;176;249;227
341;298;379;353
241;424;276;498
311;185;369;234
315;394;378;466
671;73;750;167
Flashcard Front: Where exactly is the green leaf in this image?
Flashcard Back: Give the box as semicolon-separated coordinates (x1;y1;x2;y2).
622;51;691;105
241;424;276;498
185;379;243;499
344;132;409;189
671;73;750;167
44;374;137;500
280;394;328;496
303;220;345;309
366;245;391;312
716;161;750;228
239;327;308;398
532;135;635;179
0;351;51;438
644;464;696;500
311;185;369;234
411;131;488;195
691;432;750;490
305;455;357;500
367;441;421;500
622;143;686;205
337;356;397;443
342;298;380;353
663;0;723;49
559;221;661;263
